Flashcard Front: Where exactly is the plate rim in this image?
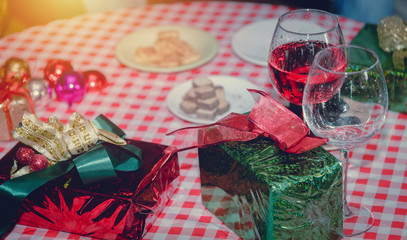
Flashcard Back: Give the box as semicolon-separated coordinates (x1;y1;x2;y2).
231;18;278;66
115;24;219;73
166;75;260;125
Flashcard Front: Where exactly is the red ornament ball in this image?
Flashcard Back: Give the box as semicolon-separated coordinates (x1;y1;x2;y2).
43;59;74;88
83;70;108;92
16;147;35;165
30;154;50;172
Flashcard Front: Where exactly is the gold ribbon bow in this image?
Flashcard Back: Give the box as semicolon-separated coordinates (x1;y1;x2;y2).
11;112;126;162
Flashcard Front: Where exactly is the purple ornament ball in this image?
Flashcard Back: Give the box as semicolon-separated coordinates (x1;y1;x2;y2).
55;70;87;107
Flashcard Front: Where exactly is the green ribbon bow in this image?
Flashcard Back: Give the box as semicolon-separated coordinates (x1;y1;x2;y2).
0;114;142;238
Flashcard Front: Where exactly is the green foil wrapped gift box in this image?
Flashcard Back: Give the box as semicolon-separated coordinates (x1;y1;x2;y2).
169;90;343;240
199;137;342;240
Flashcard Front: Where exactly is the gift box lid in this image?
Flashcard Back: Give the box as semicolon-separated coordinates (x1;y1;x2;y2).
203;136;341;195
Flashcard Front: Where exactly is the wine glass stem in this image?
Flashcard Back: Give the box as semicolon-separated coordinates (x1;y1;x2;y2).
341;148;353;217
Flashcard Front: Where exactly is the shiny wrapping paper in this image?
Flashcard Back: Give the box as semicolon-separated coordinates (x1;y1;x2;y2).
199;136;343;240
351;23;407;113
0;139;180;240
167;90;341;239
0;93;34;141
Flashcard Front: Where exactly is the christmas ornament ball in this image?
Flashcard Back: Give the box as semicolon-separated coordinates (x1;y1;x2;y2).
83;70;108;92
55;70;87;107
26;78;51;107
16;147;35;165
43;59;73;88
0;57;31;87
30;154;49;172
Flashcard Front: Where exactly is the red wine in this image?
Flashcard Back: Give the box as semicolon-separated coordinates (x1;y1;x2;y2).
307;53;347;105
269;41;330;105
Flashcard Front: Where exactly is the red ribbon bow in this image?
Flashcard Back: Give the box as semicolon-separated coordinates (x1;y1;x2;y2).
167;89;327;154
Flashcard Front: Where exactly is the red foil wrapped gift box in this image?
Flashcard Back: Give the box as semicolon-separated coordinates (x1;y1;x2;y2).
0;114;180;240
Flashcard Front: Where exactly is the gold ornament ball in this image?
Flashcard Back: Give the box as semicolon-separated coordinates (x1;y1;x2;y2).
0;57;31;87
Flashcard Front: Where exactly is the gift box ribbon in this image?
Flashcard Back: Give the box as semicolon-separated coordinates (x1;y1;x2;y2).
0;82;35;139
168;89;328;154
0;114;142;238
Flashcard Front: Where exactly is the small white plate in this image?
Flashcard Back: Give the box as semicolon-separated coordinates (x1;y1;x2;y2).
115;25;218;73
167;76;260;124
232;18;278;66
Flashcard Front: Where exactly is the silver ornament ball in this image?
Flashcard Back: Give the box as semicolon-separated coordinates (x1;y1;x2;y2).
26;78;51;108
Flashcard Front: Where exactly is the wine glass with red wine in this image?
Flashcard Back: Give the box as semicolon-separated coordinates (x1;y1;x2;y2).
302;45;388;236
268;9;344;116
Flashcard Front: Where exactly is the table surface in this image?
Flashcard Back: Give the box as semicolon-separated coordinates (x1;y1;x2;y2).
1;1;406;240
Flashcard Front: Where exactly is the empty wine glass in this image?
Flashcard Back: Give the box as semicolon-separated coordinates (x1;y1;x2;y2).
268;8;345;116
302;45;388;237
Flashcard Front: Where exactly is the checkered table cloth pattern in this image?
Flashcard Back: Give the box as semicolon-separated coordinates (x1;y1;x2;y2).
0;1;405;239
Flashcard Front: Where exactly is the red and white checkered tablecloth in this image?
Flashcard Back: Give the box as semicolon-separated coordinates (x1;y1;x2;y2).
0;1;405;240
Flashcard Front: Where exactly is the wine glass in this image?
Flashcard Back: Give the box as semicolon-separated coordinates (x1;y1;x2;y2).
302;45;388;237
268;8;345;117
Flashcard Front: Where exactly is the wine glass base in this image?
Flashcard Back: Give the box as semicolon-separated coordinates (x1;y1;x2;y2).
342;203;374;237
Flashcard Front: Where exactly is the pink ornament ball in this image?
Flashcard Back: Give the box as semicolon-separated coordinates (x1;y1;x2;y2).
55;70;87;107
83;70;108;92
16;147;35;165
29;154;49;172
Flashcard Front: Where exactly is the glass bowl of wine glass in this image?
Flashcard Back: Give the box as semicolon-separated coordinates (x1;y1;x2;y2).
268;8;344;116
302;44;388;237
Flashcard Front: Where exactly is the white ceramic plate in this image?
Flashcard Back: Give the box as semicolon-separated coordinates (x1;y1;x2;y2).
167;76;260;124
232;18;278;66
115;25;218;73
